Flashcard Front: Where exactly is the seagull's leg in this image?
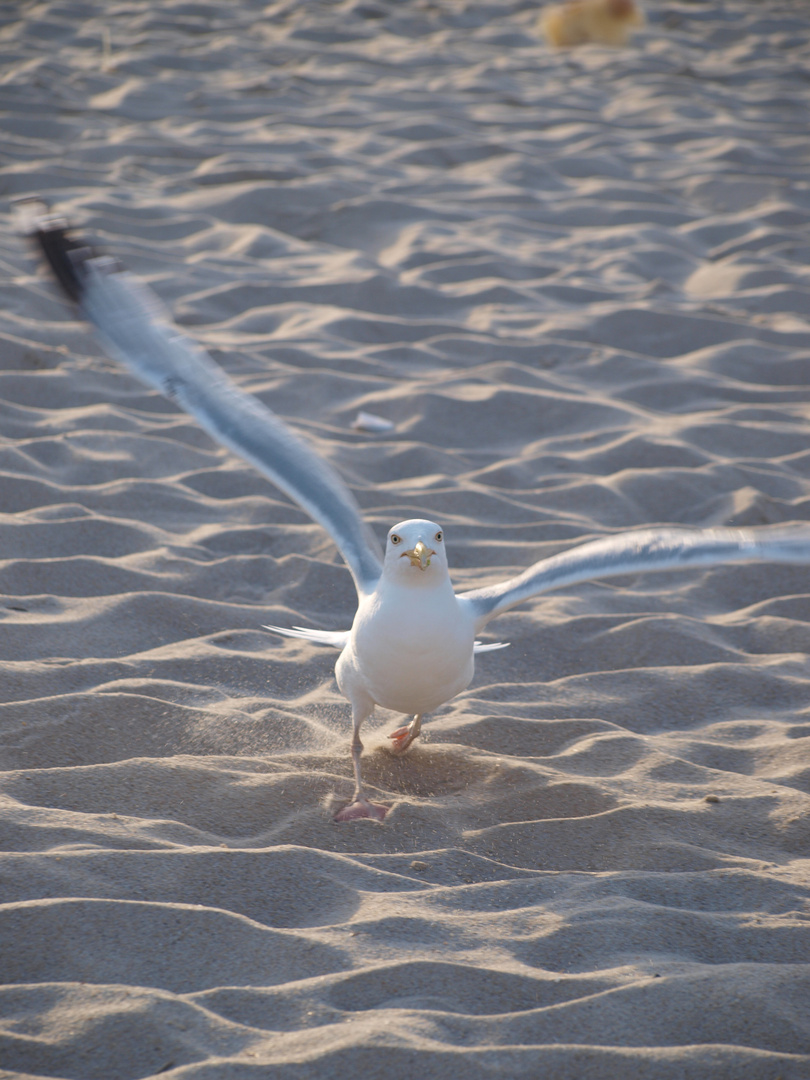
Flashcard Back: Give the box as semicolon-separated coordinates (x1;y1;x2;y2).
333;699;389;823
387;713;423;755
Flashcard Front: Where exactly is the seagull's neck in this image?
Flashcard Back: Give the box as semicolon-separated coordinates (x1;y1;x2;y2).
377;567;455;597
355;565;471;665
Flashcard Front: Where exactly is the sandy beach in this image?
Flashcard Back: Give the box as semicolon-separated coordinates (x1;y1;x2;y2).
2;0;810;1076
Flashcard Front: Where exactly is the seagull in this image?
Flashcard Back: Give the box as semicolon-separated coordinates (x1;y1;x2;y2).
20;199;810;822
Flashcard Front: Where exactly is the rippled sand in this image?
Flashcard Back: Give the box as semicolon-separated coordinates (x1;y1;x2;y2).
3;1;810;1076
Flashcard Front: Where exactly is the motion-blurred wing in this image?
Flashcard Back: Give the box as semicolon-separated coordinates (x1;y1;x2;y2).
459;525;810;632
21;201;383;598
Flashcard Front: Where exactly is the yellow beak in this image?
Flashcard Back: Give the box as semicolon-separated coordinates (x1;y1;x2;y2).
403;540;433;570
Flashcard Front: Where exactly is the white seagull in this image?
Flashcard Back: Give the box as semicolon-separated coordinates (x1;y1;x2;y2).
21;200;810;822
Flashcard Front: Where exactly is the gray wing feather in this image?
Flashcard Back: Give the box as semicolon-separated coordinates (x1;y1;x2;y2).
458;526;810;632
25;207;383;597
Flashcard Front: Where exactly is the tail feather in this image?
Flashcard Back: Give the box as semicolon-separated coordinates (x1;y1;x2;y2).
474;640;509;653
263;625;507;654
263;624;350;649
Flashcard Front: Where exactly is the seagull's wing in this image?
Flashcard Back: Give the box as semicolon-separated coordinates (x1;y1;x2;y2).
21;201;383;598
458;525;810;633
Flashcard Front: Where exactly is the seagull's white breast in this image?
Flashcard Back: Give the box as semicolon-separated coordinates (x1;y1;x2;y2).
344;579;476;715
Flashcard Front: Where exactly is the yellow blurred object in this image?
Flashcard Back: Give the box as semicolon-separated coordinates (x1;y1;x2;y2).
540;0;644;47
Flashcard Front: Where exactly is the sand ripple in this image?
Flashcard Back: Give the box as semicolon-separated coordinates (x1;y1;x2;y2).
3;0;810;1076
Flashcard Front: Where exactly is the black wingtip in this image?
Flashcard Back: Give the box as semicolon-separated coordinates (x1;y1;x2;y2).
15;196;98;306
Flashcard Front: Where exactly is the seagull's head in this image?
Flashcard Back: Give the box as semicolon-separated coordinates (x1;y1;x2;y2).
384;519;448;583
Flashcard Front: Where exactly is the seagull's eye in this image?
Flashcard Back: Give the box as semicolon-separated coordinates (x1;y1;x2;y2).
435;531;443;542
390;534;401;545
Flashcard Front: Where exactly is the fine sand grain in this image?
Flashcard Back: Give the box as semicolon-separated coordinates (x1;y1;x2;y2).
2;0;810;1077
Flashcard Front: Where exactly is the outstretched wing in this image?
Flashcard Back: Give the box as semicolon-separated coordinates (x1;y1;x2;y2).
21;200;383;599
458;525;810;633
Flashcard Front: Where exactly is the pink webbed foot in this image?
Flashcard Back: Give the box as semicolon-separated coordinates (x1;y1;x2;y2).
387;725;413;754
387;719;421;755
333;799;388;823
